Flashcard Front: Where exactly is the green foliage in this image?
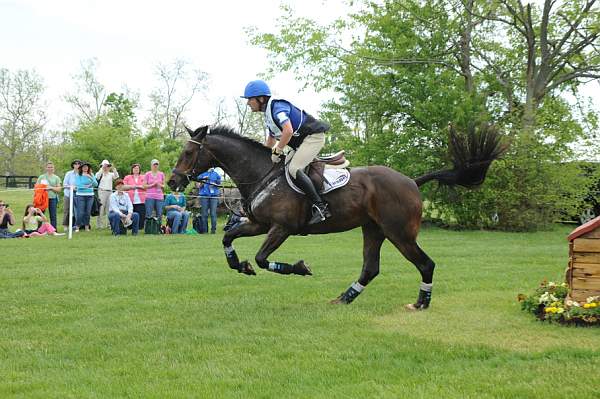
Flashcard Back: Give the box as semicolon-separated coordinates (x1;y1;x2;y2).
55;92;183;176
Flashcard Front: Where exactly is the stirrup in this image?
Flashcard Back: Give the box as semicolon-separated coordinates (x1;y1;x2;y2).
308;203;331;225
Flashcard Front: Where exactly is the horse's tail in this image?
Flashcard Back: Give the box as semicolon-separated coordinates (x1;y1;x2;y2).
414;123;508;188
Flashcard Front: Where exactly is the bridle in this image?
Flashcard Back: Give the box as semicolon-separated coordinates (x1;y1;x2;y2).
175;136;282;188
171;138;204;187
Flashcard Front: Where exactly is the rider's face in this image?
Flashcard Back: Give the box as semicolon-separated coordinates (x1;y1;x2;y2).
247;97;262;112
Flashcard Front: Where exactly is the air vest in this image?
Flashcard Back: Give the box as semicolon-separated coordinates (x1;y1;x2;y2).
265;98;330;149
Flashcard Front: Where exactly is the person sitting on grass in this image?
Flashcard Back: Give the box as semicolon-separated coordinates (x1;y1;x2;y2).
108;179;139;236
165;190;190;234
0;200;25;238
22;204;65;237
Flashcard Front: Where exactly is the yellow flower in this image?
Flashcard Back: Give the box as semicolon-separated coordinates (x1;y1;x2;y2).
545;307;557;313
584;303;597;309
556;307;565;314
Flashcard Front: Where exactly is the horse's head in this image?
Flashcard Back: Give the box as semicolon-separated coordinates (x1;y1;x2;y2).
168;125;215;192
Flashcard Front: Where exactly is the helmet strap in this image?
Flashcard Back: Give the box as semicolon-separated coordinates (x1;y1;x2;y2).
257;96;269;112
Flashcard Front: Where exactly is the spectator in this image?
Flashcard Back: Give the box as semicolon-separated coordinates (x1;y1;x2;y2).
165;191;190;234
144;159;165;223
197;167;221;234
95;159;119;229
123;163;146;229
0;200;24;238
75;162;98;232
63;159;81;231
22;205;64;236
36;161;62;229
108;179;139;236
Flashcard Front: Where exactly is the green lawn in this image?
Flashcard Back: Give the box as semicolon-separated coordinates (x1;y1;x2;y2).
1;189;599;398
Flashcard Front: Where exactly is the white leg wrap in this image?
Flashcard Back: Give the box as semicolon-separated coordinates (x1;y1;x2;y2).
224;245;235;255
352;281;365;292
420;282;433;292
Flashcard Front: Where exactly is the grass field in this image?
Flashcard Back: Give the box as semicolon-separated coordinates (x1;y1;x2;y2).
1;189;599;398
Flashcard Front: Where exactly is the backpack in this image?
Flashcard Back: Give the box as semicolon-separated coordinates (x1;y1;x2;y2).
144;217;160;234
192;214;206;234
90;192;101;217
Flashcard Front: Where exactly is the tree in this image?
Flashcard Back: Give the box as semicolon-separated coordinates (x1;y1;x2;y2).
0;68;47;175
64;58;107;126
144;59;209;140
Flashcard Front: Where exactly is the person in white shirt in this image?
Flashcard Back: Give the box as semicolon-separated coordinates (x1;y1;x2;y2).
108;179;139;236
95;159;119;229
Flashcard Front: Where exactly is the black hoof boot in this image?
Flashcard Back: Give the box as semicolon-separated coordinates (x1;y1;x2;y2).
405;289;432;311
292;260;312;276
239;260;256;275
330;282;363;304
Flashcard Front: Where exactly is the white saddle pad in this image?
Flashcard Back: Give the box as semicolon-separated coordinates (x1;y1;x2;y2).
285;166;351;195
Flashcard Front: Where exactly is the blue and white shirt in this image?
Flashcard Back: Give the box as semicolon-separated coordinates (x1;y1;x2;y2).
264;98;305;140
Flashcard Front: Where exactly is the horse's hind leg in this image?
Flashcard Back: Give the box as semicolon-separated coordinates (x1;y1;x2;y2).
254;225;312;276
332;222;385;304
385;231;436;310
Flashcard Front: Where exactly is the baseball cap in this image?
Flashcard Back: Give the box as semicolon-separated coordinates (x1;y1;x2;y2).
100;159;111;167
151;159;160;165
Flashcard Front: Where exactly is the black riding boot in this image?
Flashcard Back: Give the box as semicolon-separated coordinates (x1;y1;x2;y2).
295;170;332;225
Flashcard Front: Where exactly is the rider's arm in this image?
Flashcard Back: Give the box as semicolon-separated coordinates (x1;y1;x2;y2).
265;135;276;148
276;121;293;151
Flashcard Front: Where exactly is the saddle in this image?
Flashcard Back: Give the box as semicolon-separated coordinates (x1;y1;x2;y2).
307;150;350;192
285;150;350;195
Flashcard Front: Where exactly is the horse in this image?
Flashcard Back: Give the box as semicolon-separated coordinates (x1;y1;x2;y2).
168;124;506;309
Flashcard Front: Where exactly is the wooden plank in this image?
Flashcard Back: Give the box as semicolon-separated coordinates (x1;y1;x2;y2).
571;277;600;290
571;289;600;302
582;229;600;239
573;270;600;280
571;262;600;275
572;238;600;253
572;252;600;264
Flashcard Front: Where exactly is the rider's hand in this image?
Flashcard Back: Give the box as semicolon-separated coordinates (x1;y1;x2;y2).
271;147;283;164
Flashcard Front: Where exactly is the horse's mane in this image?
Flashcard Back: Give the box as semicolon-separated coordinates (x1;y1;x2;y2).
208;125;270;155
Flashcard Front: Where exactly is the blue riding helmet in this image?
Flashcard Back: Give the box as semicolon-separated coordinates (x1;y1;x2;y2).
241;80;271;98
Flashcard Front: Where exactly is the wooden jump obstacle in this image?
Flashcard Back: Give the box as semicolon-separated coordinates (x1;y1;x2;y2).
567;216;600;302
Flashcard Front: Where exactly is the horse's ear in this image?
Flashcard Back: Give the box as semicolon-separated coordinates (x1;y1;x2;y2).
194;125;210;140
185;125;195;137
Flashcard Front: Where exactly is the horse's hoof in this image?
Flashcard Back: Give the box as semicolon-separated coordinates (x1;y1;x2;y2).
239;261;256;276
330;294;349;305
405;303;428;311
293;260;312;276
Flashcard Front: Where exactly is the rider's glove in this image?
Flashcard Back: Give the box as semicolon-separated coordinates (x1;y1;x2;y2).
271;146;283;163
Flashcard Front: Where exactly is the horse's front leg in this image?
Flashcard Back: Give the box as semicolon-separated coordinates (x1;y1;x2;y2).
222;220;269;275
255;225;312;276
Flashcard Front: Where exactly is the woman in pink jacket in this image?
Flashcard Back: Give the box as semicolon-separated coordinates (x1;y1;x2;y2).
123;163;147;229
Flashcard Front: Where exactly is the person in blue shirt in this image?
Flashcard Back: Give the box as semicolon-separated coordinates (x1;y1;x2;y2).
164;191;190;234
241;79;332;225
196;168;221;234
74;162;98;231
108;179;140;236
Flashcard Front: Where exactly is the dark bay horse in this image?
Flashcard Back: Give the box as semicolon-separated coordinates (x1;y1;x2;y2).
168;124;506;309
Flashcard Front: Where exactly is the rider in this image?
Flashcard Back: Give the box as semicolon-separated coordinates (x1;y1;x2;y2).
242;79;332;224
